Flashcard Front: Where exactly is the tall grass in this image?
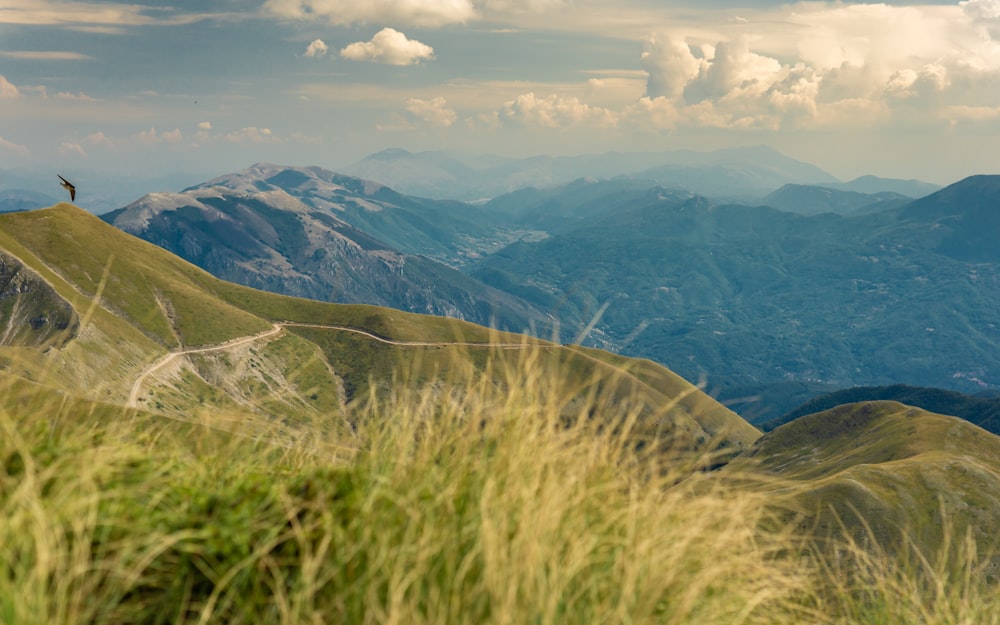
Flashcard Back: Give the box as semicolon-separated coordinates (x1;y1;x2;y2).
1;343;997;624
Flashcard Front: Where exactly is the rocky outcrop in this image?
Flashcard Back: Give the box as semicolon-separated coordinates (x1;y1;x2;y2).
0;251;78;348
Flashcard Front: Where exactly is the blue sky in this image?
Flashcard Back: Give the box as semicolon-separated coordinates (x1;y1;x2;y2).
2;0;1000;186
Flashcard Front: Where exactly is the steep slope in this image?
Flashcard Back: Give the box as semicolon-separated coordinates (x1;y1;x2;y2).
0;203;760;452
103;165;549;334
895;174;1000;262
734;401;1000;560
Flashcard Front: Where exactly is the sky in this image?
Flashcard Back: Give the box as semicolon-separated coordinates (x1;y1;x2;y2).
2;0;1000;189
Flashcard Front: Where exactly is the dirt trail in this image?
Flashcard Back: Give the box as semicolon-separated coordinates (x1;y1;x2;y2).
127;324;285;408
127;321;653;410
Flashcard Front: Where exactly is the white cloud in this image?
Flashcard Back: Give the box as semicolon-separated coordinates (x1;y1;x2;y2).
57;141;87;157
0;135;28;155
0;75;20;99
198;121;212;130
627;1;1000;134
263;0;475;27
502;92;618;128
86;132;114;147
0;0;219;27
304;38;328;58
132;127;183;145
641;36;702;100
405;96;457;127
0;50;92;60
962;0;1000;39
683;37;782;104
56;91;97;101
341;28;434;65
224;127;279;143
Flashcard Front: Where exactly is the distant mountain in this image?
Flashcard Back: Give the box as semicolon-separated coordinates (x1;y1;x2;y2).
830;175;941;198
0;189;59;213
1;168;206;213
104;164;549;333
895;174;1000;262
761;184;908;215
340;146;838;201
632;145;838;200
483;177;693;234
763;384;1000;434
469;175;1000;408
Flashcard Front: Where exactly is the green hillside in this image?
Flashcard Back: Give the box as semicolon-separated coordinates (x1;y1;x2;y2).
733;401;1000;561
0;203;758;451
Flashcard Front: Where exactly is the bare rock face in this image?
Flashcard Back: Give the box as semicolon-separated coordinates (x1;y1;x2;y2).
0;251;78;348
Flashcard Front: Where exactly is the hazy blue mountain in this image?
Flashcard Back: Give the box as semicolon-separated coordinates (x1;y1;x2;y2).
632;145;838;200
1;167;207;213
469;175;1000;413
484;177;694;234
339;146;839;201
761;184;909;215
104;164;550;333
894;174;1000;262
0;189;59;213
829;175;941;197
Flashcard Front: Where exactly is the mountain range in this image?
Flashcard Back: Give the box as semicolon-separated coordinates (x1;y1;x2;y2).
469;175;1000;419
98;156;993;424
103;163;549;334
339;146;936;202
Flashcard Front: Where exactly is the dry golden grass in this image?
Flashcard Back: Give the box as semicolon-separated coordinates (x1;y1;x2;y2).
1;344;998;624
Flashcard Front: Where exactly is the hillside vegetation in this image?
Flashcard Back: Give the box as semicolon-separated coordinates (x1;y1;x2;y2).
4;357;1000;624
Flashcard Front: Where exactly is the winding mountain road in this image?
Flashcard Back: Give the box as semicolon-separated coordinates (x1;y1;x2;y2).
127;320;656;410
127;324;285;408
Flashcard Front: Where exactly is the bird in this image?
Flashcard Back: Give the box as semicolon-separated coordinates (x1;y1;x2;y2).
57;174;76;202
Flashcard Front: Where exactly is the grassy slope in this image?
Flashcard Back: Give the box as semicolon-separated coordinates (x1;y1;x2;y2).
0;204;755;450
733;401;1000;557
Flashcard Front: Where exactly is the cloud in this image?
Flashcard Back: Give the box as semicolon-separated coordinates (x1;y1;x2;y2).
133;127;183;145
0;135;29;155
57;142;87;157
683;37;782;104
85;132;114;147
641;36;702;100
198;121;212;130
405;97;457;127
340;28;434;65
962;0;1000;38
0;50;93;60
56;91;97;101
0;76;19;99
263;0;475;27
502;92;618;128
628;1;1000;134
224;127;279;143
0;0;220;27
304;38;328;58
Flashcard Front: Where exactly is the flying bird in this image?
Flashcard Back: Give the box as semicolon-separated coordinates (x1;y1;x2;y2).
57;175;76;202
